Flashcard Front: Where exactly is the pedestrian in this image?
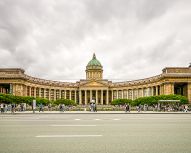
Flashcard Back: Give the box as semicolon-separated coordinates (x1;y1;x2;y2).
59;104;63;111
125;103;130;112
138;105;141;112
90;103;94;112
185;105;188;112
62;104;65;112
93;103;97;112
21;103;24;112
143;104;146;111
39;103;43;112
11;104;15;114
4;104;7;112
48;103;51;111
1;103;4;113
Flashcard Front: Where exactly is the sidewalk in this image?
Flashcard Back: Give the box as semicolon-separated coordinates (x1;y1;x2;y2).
1;111;191;114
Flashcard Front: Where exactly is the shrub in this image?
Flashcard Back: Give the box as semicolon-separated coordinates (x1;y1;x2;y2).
111;99;133;105
132;94;188;106
54;99;77;106
0;93;50;105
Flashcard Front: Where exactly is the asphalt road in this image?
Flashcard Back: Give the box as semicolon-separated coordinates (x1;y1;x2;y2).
0;114;191;153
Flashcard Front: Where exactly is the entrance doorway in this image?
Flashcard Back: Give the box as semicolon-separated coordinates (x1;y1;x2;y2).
174;83;188;97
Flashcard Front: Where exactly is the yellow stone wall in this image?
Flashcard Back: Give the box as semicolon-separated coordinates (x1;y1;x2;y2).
163;83;174;95
188;83;191;102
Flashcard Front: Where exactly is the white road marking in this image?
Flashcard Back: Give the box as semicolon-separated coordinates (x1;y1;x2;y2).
36;135;103;138
50;125;97;127
94;119;101;120
113;119;121;120
74;119;81;120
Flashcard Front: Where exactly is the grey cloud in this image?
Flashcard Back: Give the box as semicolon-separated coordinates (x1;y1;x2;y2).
0;0;190;81
147;34;177;62
135;0;174;22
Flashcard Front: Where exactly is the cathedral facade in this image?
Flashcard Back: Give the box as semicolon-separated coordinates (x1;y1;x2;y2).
0;54;191;104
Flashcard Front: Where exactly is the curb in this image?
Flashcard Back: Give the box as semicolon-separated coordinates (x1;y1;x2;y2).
1;111;191;115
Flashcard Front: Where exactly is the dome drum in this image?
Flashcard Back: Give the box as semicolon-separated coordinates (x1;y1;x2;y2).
86;53;103;80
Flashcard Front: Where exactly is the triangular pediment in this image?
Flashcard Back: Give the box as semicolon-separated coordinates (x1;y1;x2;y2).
80;80;108;87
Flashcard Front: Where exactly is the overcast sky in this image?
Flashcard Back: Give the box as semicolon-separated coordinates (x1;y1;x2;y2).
0;0;191;82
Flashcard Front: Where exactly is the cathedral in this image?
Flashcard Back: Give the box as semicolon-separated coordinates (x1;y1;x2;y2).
0;54;191;104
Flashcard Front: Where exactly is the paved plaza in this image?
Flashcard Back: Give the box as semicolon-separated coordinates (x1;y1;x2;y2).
0;113;191;153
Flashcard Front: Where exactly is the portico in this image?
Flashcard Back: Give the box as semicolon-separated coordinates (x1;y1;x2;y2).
78;89;109;105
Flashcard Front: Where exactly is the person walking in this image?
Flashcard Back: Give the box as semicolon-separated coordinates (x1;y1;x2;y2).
185;105;188;112
59;104;63;111
90;103;94;112
125;103;130;112
62;104;65;112
48;103;52;111
94;103;97;112
39;103;43;112
11;104;15;114
1;103;4;113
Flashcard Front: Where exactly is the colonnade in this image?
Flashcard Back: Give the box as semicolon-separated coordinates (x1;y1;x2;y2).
24;85;162;105
7;83;191;104
26;86;78;102
112;85;161;100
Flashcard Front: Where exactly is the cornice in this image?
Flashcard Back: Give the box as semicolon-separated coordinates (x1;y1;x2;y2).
1;68;191;88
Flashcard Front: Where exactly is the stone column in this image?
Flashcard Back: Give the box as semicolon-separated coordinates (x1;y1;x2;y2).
22;85;26;96
44;88;46;99
121;90;124;99
111;90;113;101
74;90;77;103
59;90;61;99
123;90;126;99
116;90;119;99
34;87;36;98
150;87;153;96
39;88;41;98
132;89;134;100
65;90;67;99
48;89;51;100
90;90;92;102
161;85;164;95
69;90;72;100
29;87;31;97
79;90;82;105
85;90;87;105
148;88;151;96
106;90;109;105
96;90;98;104
156;86;158;96
54;89;56;101
141;88;144;97
101;90;103;105
126;90;129;99
187;83;191;103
